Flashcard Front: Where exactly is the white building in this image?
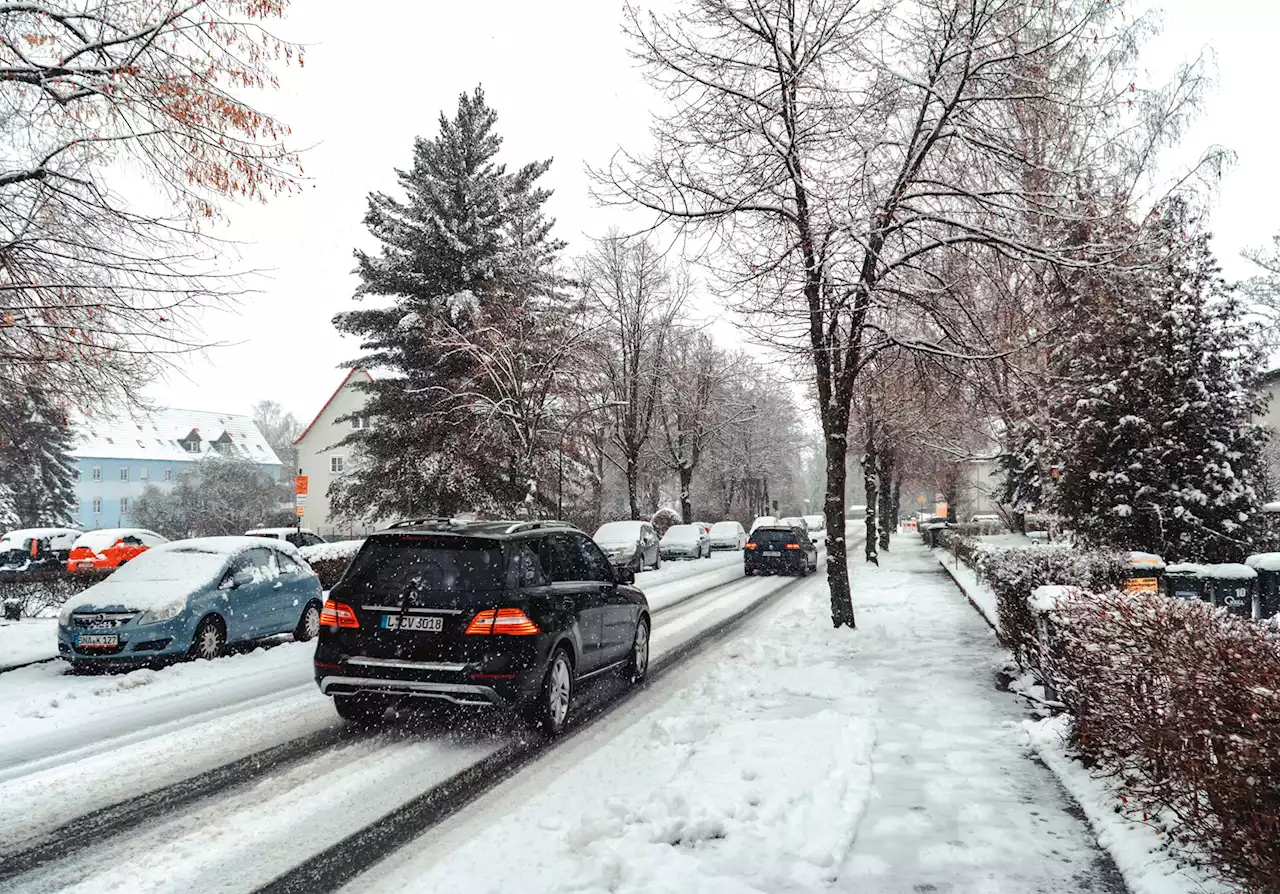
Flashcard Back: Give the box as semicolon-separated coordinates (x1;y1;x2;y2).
294;368;386;536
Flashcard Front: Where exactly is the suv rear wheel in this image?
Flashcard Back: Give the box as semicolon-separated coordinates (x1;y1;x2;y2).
622;616;649;685
528;648;574;735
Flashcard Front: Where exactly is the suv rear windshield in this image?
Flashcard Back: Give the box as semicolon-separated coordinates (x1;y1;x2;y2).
749;529;799;547
342;535;505;593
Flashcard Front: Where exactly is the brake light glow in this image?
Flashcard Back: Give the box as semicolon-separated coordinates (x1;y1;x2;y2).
744;543;757;550
785;543;802;550
319;600;360;628
465;608;541;636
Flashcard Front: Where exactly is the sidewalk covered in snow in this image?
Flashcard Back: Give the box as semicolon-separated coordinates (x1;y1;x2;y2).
356;541;1127;894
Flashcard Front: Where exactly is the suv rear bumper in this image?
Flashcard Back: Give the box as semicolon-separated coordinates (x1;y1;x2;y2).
314;652;543;708
318;674;507;707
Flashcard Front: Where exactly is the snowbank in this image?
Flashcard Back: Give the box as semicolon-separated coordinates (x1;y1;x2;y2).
1024;716;1230;894
0;618;57;668
299;539;364;564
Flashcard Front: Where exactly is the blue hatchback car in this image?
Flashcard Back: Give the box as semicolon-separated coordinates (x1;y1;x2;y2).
57;536;324;670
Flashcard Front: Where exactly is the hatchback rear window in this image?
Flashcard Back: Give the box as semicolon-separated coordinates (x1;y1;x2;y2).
342;535;505;592
750;529;799;546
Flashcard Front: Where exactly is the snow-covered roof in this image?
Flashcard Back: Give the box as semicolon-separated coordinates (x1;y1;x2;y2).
1246;553;1280;572
1128;551;1166;570
70;407;281;466
1166;562;1256;580
0;527;81;551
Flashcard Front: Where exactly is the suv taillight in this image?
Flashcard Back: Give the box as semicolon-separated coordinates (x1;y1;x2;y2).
744;542;757;550
785;543;802;550
466;608;540;636
319;599;360;628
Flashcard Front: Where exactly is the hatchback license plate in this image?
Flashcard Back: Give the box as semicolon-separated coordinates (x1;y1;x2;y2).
76;634;118;648
762;550;782;557
382;615;443;632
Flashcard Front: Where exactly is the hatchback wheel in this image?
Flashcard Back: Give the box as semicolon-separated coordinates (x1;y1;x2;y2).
530;648;574;735
622;616;650;685
333;694;387;725
294;601;321;642
189;617;225;661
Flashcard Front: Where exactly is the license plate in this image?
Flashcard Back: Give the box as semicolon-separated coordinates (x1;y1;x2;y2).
76;634;118;648
762;550;782;557
382;615;443;632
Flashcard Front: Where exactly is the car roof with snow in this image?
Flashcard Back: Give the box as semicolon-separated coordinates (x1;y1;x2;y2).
160;535;304;558
246;527;316;536
71;528;164;548
1;526;81;546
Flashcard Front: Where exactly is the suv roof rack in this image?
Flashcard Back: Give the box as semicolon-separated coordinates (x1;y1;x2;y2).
503;520;574;534
386;517;470;530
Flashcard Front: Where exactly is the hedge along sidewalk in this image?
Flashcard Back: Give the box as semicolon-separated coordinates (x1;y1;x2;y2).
932;546;999;632
1025;585;1279;894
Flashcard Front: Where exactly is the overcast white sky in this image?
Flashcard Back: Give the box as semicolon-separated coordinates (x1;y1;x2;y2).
147;0;1280;429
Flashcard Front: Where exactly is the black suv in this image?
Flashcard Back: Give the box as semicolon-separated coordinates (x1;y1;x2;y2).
744;525;818;576
313;519;651;734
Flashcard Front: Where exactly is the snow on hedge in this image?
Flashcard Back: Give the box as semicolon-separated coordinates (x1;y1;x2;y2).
299;539;364;564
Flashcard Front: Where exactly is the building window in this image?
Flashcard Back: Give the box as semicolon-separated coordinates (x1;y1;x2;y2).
164;469;172;482
120;497;129;512
352;416;368;430
140;466;149;481
72;468;80;483
330;456;345;474
119;467;129;482
92;466;102;482
92;497;102;514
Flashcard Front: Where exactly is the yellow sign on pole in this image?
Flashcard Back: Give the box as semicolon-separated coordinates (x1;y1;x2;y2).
295;505;306;517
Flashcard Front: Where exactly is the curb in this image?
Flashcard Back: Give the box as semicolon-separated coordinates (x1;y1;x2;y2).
932;549;998;633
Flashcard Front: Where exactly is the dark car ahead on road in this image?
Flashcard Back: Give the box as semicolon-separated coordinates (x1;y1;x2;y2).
313;519;651;735
744;525;818;576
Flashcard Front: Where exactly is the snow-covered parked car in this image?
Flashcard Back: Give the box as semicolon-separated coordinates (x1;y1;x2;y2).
802;514;826;545
660;523;710;560
708;520;747;550
0;527;81;572
246;526;327;548
57;536;323;670
66;528;168;571
749;515;778;533
593;520;660;572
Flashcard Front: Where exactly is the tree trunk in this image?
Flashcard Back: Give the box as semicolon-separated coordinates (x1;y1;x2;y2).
877;445;894;552
862;431;879;565
679;467;693;522
890;475;901;530
626;461;640;520
822;426;856;628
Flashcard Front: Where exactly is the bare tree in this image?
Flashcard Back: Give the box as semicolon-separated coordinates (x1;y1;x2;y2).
581;231;688;519
0;0;304;404
654;327;748;521
600;0;1214;627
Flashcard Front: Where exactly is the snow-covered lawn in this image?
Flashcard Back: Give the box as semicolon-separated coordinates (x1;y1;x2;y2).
0;618;58;669
354;542;1123;894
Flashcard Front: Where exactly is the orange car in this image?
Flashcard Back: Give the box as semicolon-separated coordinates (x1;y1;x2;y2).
67;528;170;571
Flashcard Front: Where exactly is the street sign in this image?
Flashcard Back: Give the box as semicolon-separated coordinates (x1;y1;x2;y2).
295;494;308;507
295;475;308;496
295;506;306;517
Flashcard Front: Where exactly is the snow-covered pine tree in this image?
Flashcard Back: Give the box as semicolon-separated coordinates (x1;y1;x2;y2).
0;387;77;527
331;87;567;520
1054;203;1267;561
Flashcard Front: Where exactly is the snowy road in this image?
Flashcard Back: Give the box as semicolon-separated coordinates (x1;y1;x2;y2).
0;547;818;892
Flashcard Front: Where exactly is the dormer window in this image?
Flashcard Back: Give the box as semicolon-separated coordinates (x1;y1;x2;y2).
211;431;235;455
179;429;202;454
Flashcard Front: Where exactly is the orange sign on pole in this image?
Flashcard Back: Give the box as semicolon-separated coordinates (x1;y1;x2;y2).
295;475;308;496
296;505;306;517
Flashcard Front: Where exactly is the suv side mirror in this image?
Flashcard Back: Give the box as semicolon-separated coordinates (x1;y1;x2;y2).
615;566;636;585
